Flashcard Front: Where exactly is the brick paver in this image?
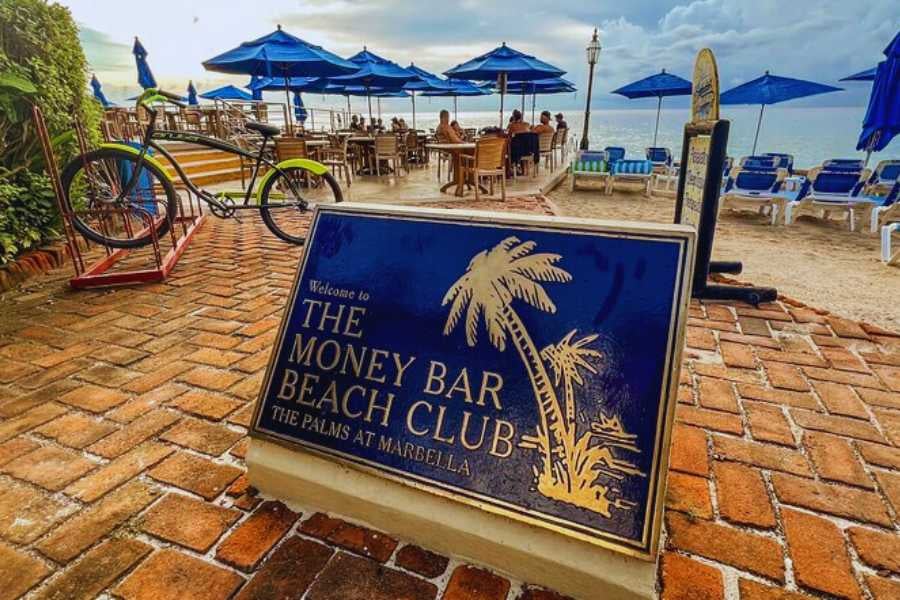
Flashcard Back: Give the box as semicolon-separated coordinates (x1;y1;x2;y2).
0;195;899;598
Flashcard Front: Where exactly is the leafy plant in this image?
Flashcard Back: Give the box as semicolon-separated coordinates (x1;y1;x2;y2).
0;0;100;263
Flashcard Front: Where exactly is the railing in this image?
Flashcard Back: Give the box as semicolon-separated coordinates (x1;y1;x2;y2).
100;100;353;144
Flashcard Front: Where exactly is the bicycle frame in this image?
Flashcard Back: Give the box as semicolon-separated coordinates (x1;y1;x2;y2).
108;105;319;214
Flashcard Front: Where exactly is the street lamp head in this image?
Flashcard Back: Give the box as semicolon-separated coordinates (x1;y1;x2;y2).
586;28;601;65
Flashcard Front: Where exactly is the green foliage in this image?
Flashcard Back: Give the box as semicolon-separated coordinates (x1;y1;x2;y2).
0;170;56;264
0;0;101;263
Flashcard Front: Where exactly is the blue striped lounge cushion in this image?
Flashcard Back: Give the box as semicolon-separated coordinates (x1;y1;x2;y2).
612;160;652;175
573;159;607;173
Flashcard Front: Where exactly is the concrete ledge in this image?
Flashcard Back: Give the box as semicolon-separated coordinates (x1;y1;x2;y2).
248;438;658;600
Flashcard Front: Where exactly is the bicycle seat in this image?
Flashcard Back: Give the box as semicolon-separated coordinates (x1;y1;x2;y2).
246;121;281;137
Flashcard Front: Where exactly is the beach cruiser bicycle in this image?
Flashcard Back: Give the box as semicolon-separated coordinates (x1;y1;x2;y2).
61;88;342;247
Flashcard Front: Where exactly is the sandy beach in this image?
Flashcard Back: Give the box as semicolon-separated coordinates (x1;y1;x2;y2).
548;178;900;332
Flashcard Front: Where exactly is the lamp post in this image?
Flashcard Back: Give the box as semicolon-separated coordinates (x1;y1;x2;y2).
580;28;601;150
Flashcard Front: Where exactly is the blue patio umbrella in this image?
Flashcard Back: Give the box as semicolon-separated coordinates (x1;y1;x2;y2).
421;79;492;120
187;81;198;106
857;31;900;160
840;67;877;82
404;63;452;130
203;25;357;131
293;92;307;124
612;69;692;146
720;71;843;154
331;48;417;122
249;76;330;93
445;42;565;127
90;74;113;107
133;37;157;90
199;85;253;101
506;77;576;124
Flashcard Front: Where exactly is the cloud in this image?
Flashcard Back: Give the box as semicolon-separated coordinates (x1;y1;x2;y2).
62;0;894;107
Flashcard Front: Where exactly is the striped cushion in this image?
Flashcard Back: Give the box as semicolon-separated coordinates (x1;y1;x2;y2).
572;159;607;173
612;160;652;175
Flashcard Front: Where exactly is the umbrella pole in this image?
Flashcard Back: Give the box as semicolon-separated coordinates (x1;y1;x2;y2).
367;86;373;125
653;96;662;147
284;86;293;135
498;73;507;128
377;98;382;121
346;96;351;120
454;96;458;121
752;104;765;155
411;92;416;130
521;88;525;113
531;90;536;124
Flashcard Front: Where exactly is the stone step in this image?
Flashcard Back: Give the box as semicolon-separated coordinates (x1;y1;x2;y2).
171;168;244;187
162;156;242;177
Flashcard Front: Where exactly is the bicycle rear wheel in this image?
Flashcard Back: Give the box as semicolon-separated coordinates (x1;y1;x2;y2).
60;148;177;249
259;165;343;245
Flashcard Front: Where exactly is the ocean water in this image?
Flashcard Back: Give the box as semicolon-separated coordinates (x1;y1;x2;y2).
296;105;897;170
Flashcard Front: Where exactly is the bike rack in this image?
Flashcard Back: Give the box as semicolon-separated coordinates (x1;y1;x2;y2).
32;105;206;289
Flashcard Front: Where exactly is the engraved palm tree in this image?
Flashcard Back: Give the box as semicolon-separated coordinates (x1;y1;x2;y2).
442;236;572;466
541;330;601;427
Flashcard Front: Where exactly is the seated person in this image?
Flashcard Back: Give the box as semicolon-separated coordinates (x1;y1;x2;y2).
555;112;568;130
507;109;530;135
375;118;384;131
532;110;554;134
398;118;408;130
349;115;361;131
391;117;401;131
435;109;464;143
450;120;465;139
359;116;367;132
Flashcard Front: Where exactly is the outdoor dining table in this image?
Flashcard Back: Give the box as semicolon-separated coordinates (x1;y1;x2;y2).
426;142;478;197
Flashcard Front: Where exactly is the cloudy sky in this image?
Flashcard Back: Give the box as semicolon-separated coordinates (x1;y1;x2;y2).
65;0;896;108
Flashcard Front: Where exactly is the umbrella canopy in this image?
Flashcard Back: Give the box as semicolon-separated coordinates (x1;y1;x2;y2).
612;69;692;146
505;77;576;125
444;42;564;82
249;76;330;93
204;25;357;131
721;71;843;154
506;77;576;94
857;31;900;155
90;74;113;107
293;92;307;123
187;81;198;106
444;42;564;126
132;37;157;90
840;67;877;82
199;85;253;101
203;25;357;78
611;70;691;99
421;79;492;97
402;63;452;130
331;48;415;121
422;79;492;120
331;48;417;88
404;64;452;92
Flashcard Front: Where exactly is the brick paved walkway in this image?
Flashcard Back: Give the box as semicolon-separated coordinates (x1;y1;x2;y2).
1;196;899;600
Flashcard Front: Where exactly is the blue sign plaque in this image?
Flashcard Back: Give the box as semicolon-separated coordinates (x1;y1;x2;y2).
251;204;695;558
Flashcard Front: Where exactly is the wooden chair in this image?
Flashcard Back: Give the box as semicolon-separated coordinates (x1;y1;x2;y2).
274;137;308;161
557;128;570;163
461;137;507;201
538;132;555;173
373;134;404;177
405;131;424;169
320;134;353;187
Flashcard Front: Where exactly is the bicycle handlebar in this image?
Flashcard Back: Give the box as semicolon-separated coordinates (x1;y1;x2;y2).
136;88;188;110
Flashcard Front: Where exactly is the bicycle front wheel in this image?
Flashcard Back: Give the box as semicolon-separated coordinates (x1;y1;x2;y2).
60;148;177;249
259;165;343;245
